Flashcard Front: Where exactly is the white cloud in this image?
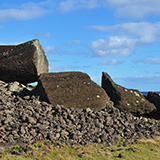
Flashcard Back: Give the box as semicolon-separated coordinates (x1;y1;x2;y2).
3;0;160;19
45;46;59;54
107;0;160;18
0;0;54;21
59;0;100;12
120;22;160;44
100;59;123;65
89;22;160;44
57;0;160;18
89;22;160;57
134;57;160;64
64;40;82;46
90;36;136;57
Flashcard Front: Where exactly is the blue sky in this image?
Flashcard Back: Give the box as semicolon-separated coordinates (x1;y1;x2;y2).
0;0;160;91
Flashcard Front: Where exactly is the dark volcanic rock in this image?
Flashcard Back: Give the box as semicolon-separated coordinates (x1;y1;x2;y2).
0;39;48;84
147;92;160;111
102;72;156;116
0;80;160;147
35;72;110;110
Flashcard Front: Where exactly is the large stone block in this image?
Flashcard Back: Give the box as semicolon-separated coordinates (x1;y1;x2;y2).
35;72;110;110
0;39;48;84
147;92;160;111
102;72;156;116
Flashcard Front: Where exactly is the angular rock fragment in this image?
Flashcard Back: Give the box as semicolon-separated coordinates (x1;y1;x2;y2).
0;39;48;84
102;72;156;116
35;72;110;110
147;92;160;111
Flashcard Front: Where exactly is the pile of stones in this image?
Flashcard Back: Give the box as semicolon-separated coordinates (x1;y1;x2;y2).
0;80;160;148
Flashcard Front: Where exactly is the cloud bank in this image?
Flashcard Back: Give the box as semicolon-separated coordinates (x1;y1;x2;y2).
0;0;54;21
90;36;136;57
89;22;160;44
107;0;160;18
89;22;160;57
1;0;160;21
58;0;160;18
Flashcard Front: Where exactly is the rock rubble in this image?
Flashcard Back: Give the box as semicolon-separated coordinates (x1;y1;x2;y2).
0;80;160;148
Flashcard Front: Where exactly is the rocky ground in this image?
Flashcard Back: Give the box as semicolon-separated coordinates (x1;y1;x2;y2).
0;80;160;152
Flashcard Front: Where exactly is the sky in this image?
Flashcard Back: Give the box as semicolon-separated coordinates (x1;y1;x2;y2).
0;0;160;91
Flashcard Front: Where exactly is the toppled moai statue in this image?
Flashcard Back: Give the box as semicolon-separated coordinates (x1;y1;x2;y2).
102;72;156;116
0;39;48;84
35;72;110;110
147;92;160;112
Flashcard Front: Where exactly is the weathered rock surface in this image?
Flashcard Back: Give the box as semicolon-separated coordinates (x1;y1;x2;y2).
0;39;48;84
102;72;156;116
34;72;110;110
147;92;160;111
0;80;160;148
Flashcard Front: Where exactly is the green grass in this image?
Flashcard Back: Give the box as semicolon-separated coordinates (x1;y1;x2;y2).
1;137;160;160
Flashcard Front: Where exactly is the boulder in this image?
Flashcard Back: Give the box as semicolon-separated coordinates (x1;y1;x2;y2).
0;39;48;84
35;72;110;110
102;72;156;116
147;92;160;111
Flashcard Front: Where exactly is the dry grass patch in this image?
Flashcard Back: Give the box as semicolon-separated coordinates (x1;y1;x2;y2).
0;137;160;160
